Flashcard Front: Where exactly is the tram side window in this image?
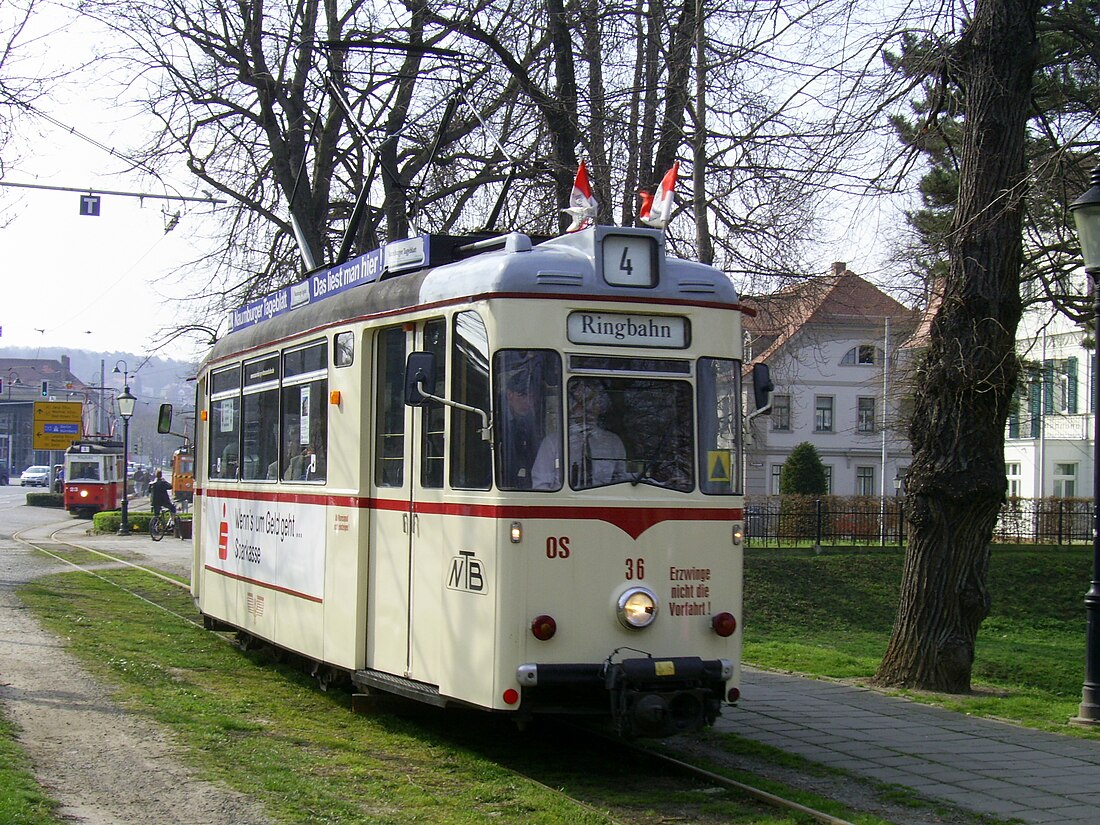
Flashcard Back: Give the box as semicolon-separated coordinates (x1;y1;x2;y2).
334;331;354;367
697;357;743;495
494;350;562;491
421;319;447;488
280;340;328;482
242;354;280;481
375;326;406;487
209;366;241;480
450;311;492;490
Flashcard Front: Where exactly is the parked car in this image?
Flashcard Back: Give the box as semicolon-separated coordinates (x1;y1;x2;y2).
20;465;50;487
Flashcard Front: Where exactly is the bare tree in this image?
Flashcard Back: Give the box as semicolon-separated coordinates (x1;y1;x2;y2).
0;0;38;173
79;0;896;322
874;0;1042;692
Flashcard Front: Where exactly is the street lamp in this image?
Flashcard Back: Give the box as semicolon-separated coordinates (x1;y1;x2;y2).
1069;163;1100;725
894;467;908;496
5;371;20;400
116;383;136;536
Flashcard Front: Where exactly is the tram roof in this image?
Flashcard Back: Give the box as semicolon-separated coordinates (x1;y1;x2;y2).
209;226;741;363
66;439;124;455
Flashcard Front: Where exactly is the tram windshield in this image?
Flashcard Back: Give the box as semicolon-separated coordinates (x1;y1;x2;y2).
494;352;700;492
68;460;100;481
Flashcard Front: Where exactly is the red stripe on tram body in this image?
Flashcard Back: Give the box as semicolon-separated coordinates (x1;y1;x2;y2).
197;487;742;540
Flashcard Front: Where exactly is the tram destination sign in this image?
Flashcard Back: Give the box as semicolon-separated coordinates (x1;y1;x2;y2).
227;235;430;334
567;311;689;348
33;401;84;450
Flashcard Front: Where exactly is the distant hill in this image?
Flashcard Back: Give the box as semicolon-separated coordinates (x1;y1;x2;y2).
0;346;198;404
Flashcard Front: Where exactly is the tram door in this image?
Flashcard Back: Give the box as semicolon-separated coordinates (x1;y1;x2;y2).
366;320;449;682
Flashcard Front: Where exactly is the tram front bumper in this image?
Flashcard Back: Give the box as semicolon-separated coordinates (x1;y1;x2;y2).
516;656;733;737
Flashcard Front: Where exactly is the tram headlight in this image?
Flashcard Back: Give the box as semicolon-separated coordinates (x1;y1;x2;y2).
617;586;658;629
79;489;89;498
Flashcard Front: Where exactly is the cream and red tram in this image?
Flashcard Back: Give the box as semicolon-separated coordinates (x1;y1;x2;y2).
188;226;763;737
63;439;125;517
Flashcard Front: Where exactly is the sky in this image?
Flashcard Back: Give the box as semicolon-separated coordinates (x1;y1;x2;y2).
0;174;221;362
0;2;911;367
0;4;224;364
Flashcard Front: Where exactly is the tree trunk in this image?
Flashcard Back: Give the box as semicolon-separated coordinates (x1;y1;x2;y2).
874;0;1040;692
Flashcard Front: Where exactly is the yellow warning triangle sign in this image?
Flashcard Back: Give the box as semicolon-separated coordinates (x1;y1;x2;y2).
707;450;732;482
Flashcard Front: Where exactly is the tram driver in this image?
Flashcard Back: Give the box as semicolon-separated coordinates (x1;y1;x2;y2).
532;380;626;489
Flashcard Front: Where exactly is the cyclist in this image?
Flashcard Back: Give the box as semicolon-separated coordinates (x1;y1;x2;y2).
148;469;177;522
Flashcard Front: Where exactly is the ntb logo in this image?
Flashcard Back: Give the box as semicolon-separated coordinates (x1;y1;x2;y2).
447;550;486;594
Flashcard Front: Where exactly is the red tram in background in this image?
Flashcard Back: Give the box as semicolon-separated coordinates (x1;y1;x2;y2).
63;439;125;518
172;444;195;507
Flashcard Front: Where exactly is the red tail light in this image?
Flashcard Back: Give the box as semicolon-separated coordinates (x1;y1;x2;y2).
531;614;557;641
711;612;737;637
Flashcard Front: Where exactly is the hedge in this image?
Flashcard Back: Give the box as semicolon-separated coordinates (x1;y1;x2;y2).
92;510;193;536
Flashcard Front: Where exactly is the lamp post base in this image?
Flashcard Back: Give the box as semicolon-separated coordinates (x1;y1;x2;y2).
1071;683;1100;726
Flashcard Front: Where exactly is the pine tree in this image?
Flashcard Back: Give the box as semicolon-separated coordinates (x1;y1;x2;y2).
779;442;828;496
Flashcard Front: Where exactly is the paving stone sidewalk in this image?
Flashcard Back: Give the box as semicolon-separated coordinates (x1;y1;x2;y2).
719;669;1100;824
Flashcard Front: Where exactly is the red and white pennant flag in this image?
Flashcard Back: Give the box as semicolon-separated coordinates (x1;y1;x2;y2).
563;160;598;232
639;160;680;230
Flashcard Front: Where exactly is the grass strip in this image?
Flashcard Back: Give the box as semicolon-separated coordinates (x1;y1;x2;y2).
19;568;867;824
0;709;63;825
743;546;1099;734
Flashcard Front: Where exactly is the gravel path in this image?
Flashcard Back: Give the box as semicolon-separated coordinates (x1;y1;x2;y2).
0;497;272;825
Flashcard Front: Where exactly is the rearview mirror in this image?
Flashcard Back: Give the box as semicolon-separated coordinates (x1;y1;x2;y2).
404;352;437;406
752;363;774;412
157;403;174;434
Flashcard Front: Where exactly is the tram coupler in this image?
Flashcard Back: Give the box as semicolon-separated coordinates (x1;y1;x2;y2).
603;656;727;738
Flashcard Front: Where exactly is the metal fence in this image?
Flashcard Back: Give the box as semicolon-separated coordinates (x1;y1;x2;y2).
744;495;1094;547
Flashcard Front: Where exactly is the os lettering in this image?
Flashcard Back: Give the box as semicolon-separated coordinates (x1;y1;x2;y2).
546;536;571;559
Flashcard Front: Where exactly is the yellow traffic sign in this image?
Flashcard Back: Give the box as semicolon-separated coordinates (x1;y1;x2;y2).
707;449;732;483
33;401;84;450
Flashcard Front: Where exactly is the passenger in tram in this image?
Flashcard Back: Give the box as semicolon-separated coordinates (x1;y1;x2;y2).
286;436;326;481
286;446;314;480
532;380;626;489
499;372;541;488
218;441;239;479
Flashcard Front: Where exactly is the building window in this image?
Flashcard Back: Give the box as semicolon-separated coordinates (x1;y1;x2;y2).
1054;463;1077;498
1005;462;1021;498
856;466;875;496
842;345;879;365
771;394;791;431
770;464;783;494
814;396;833;432
857;397;876;433
823;465;833;494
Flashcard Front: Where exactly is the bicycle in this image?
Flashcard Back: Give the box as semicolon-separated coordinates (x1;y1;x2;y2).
149;510;179;542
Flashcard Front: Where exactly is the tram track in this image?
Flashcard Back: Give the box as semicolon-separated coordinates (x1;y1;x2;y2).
11;525;864;824
569;722;858;825
11;524;203;632
14;524;190;589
